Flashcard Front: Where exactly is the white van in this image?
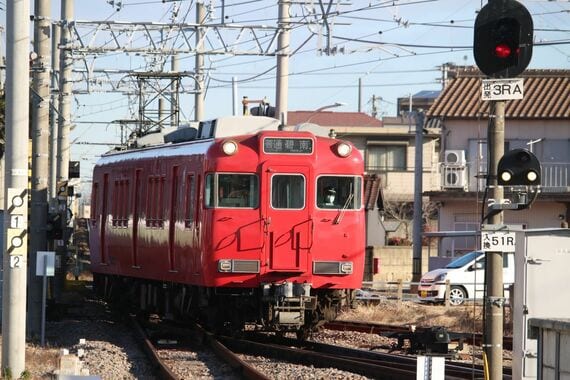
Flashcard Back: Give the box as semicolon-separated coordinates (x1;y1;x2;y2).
417;250;515;306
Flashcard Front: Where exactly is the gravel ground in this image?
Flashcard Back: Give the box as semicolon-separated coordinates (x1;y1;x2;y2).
0;287;512;379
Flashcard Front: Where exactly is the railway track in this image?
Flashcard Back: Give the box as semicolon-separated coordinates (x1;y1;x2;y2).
130;315;512;379
130;316;268;379
224;332;512;380
325;320;514;350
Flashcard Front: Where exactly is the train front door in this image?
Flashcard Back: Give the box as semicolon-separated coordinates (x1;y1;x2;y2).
263;165;312;272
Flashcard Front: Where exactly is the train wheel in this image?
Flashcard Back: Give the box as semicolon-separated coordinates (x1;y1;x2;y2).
296;328;310;341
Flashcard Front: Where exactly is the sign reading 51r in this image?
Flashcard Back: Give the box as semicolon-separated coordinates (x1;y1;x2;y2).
481;231;516;252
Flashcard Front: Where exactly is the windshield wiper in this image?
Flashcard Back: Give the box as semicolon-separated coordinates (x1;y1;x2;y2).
334;193;354;224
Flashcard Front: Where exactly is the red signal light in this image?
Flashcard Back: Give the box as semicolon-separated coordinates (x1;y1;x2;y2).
494;43;512;58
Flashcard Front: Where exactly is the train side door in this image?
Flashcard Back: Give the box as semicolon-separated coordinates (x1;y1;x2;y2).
263;165;312;272
100;173;109;264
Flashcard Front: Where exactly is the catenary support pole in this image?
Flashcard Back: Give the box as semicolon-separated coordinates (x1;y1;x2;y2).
194;1;205;121
2;0;30;376
49;24;60;200
56;0;74;299
486;100;505;380
57;0;73;186
275;0;291;124
232;77;238;116
29;0;52;339
171;55;179;128
412;111;425;286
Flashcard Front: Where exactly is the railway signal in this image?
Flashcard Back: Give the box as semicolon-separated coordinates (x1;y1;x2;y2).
498;148;541;186
474;0;533;78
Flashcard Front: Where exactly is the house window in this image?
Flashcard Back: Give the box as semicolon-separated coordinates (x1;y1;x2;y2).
366;144;406;171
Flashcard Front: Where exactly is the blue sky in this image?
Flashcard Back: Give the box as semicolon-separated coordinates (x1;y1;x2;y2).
4;0;570;189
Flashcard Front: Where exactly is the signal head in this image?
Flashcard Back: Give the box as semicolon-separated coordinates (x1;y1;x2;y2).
473;0;533;78
498;148;541;186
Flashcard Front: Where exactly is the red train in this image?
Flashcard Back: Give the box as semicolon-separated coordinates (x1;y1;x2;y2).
89;116;365;336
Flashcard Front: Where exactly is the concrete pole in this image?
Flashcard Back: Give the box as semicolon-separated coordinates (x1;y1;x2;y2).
194;2;205;121
2;0;30;376
28;0;52;339
57;0;73;185
275;0;291;124
232;76;238;116
358;78;362;113
486;100;505;380
412;111;424;286
56;0;74;299
49;24;60;201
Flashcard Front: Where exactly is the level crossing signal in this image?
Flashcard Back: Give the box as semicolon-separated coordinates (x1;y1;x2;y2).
473;0;533;78
498;149;541;186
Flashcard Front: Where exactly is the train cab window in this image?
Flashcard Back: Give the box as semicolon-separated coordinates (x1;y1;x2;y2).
271;174;305;209
205;173;259;208
316;176;362;210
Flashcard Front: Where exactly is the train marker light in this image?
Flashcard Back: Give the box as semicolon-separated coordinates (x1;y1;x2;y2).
497;149;541;186
218;259;232;272
340;262;353;274
336;142;352;157
221;140;238;156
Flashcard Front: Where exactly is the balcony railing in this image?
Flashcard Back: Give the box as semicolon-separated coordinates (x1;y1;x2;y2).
441;162;570;192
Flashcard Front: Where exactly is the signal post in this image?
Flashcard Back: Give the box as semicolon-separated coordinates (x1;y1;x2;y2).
473;0;534;378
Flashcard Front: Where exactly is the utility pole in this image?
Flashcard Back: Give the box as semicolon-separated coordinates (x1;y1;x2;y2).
486;100;505;380
49;24;60;200
412;111;425;287
194;1;205;121
275;0;291;124
358;78;362;112
56;0;74;297
473;1;533;377
2;0;30;376
29;0;52;339
57;0;73;186
232;76;238;116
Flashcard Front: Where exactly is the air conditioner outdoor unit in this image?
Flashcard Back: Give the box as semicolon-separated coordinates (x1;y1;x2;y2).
442;166;467;190
444;150;466;166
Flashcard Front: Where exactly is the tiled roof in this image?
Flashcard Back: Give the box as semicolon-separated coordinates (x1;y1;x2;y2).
427;67;570;119
288;111;383;127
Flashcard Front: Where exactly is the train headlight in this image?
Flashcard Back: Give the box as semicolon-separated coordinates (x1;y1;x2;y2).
218;259;232;272
340;262;353;274
221;140;238;156
335;142;352;157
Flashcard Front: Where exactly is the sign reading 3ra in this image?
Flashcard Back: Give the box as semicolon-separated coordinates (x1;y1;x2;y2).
481;78;524;101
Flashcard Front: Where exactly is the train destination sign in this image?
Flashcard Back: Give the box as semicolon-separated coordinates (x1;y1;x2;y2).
263;138;313;154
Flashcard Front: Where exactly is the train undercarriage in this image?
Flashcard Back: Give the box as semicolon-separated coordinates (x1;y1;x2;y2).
93;273;356;338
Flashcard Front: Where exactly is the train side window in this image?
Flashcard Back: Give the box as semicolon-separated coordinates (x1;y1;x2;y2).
146;175;165;228
112;179;129;227
271;174;305;209
205;174;215;208
316;176;362;210
185;174;195;227
91;183;98;225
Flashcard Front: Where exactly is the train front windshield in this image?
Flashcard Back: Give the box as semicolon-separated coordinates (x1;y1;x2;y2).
206;173;259;208
316;176;362;209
